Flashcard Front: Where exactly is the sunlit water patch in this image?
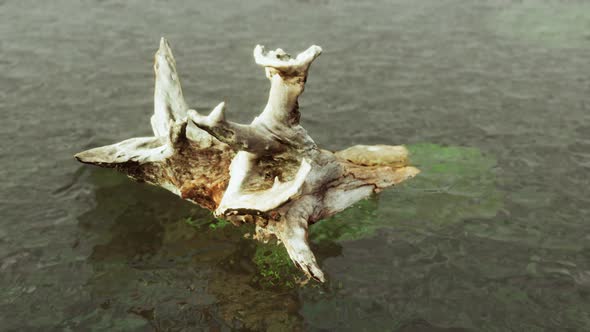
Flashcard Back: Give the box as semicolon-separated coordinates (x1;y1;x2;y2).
491;0;590;49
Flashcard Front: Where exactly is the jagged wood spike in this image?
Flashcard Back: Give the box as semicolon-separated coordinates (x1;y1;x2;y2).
75;39;420;282
151;37;190;137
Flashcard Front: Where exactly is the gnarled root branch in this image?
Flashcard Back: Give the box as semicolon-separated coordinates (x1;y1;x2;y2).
75;38;419;282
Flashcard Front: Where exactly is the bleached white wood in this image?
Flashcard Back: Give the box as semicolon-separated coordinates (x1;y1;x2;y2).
75;38;419;282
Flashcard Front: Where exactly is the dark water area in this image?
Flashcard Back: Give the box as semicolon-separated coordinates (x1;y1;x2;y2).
1;0;590;330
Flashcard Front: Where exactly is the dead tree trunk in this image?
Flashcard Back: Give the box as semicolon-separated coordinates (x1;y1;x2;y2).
75;38;419;282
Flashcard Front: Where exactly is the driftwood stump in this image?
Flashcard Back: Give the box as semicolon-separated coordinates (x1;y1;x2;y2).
75;39;419;282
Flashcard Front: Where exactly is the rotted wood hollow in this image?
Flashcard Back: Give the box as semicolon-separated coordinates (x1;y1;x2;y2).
75;38;419;282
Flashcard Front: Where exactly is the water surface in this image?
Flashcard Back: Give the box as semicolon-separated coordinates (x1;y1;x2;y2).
1;0;590;330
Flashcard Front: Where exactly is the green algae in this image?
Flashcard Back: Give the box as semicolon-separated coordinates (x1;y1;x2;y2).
252;242;299;289
310;143;504;243
208;218;230;230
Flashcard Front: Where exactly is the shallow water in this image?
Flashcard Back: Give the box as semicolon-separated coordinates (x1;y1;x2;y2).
1;0;590;330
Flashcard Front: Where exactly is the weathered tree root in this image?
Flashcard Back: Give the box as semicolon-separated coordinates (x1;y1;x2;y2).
75;38;419;282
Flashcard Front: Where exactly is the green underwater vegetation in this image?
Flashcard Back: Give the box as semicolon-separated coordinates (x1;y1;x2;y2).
252;242;299;289
310;143;503;243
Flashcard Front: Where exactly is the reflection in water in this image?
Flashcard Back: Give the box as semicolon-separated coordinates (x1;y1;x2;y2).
70;168;341;330
70;169;219;330
67;143;499;330
59;143;590;331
